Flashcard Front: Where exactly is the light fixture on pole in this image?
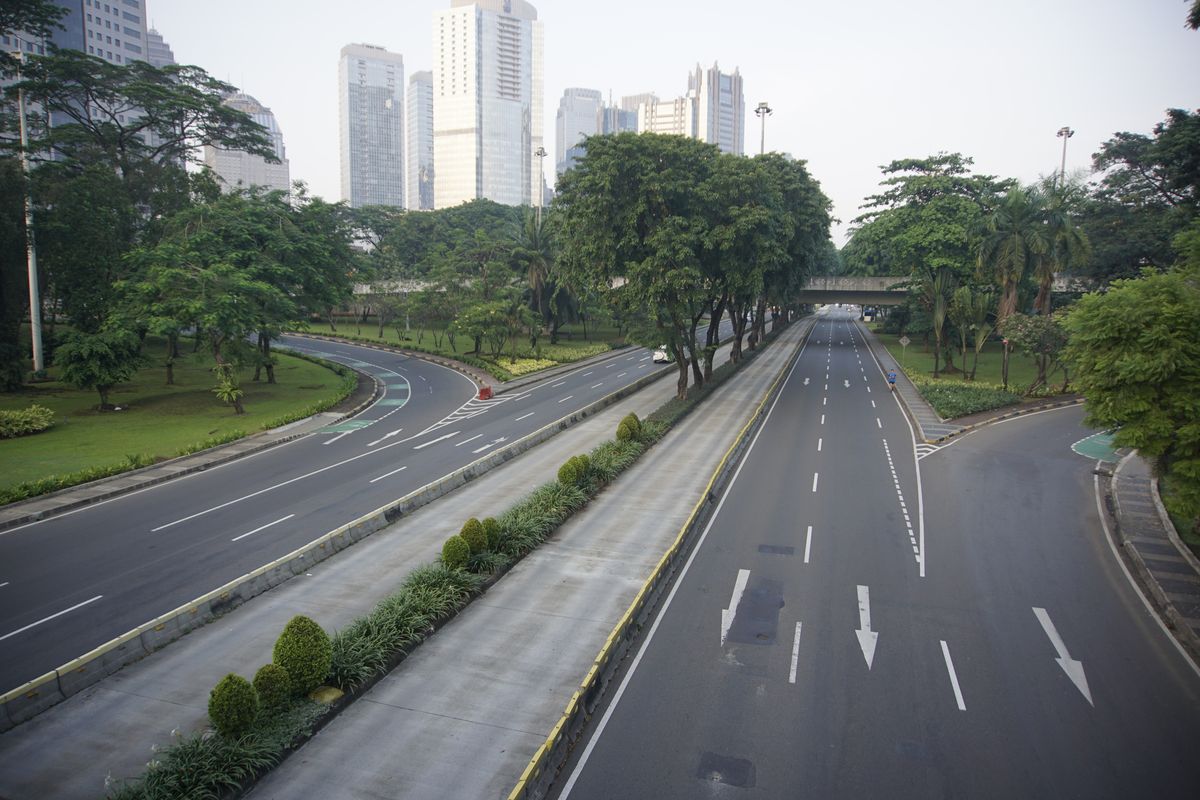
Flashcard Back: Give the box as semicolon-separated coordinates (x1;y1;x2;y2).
754;102;773;156
533;145;547;226
1056;126;1074;188
16;46;44;374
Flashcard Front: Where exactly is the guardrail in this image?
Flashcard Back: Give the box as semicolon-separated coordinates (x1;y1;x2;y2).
506;318;814;800
0;363;672;732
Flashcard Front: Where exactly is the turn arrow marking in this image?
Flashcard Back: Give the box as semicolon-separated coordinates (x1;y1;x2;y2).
855;584;878;669
1033;607;1093;705
803;377;810;386
721;569;750;646
843;379;850;388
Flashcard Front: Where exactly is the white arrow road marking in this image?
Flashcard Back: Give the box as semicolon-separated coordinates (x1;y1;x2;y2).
844;379;850;388
856;585;878;669
721;569;750;646
413;431;459;450
367;428;403;447
803;377;810;385
940;640;967;710
472;436;508;454
231;513;295;541
323;431;354;446
789;622;803;684
1033;607;1093;705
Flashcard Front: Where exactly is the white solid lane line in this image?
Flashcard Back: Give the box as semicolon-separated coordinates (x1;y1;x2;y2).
789;622;803;684
514;412;534;421
413;431;459;450
455;434;484;447
0;595;103;642
558;395;575;403
940;640;967;710
231;514;295;542
804;525;813;563
0;582;8;589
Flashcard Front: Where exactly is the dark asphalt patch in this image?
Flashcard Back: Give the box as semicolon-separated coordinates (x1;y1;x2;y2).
726;578;784;645
697;751;756;787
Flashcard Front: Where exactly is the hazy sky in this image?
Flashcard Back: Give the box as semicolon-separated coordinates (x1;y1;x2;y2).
146;0;1200;243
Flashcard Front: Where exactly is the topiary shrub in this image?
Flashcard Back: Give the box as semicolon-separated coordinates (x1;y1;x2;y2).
253;663;291;711
481;517;500;550
273;615;333;697
460;518;487;554
557;454;590;487
0;405;55;439
620;412;642;439
616;419;636;442
442;535;470;570
208;673;259;738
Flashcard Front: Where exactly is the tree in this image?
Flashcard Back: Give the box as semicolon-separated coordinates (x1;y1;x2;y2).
1032;182;1089;315
54;328;142;409
0;0;65;73
0;158;28;389
977;187;1047;322
1064;268;1200;529
1000;311;1069;394
918;266;956;377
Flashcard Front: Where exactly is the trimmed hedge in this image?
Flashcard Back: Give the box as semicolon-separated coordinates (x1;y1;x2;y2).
0;404;54;439
272;616;332;697
442;535;470;570
208;673;259;739
481;516;500;550
907;373;1022;419
557;454;590;487
253;663;291;712
459;518;487;554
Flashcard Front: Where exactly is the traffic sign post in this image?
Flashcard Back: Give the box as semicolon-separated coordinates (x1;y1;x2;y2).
898;335;910;370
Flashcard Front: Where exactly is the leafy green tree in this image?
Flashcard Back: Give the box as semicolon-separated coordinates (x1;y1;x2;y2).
1032;183;1090;314
452;300;508;356
1000;311;1069;394
1064;268;1200;528
0;158;28;389
54;328;143;409
977;187;1047;322
918;266;956;377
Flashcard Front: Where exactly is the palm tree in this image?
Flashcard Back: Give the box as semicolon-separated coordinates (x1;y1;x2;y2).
1032;185;1089;315
977;187;1047;323
918;266;956;378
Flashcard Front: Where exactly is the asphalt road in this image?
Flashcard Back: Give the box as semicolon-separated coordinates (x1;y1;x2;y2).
553;310;1200;800
0;329;707;692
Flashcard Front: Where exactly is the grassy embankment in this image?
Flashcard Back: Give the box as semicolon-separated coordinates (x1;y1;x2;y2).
0;339;348;497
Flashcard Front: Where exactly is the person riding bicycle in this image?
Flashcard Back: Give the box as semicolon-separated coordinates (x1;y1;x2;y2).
887;369;897;390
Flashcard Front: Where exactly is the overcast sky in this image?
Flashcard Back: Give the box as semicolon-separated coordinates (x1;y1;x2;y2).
146;0;1200;244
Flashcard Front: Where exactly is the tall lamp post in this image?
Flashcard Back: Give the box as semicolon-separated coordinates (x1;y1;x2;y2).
16;47;44;374
1056;126;1074;189
533;145;547;227
754;102;772;156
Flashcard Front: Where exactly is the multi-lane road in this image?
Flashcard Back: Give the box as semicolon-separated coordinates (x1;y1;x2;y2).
554;309;1200;799
0;332;692;692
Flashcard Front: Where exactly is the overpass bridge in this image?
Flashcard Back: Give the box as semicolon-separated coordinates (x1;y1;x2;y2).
794;274;1095;306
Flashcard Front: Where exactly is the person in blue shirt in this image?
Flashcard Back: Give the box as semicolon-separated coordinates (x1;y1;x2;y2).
887;369;897;390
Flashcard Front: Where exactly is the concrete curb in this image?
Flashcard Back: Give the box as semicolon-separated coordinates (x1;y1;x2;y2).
927;397;1087;445
0;360;672;732
286;331;494;387
506;318;815;800
0;367;383;534
1105;452;1200;664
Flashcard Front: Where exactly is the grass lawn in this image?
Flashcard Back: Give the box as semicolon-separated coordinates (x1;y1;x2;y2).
871;328;1058;393
0;342;347;493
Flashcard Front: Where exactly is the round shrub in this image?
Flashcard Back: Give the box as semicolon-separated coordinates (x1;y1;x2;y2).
558;456;581;486
481;517;500;550
621;412;642;437
253;663;291;711
208;673;259;738
442;534;470;570
616;419;635;442
272;615;333;697
460;518;487;554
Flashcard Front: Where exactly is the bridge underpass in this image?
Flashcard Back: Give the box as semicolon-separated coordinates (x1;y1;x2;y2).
794;274;1095;307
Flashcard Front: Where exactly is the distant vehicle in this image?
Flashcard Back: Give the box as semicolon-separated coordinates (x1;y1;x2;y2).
653;346;673;363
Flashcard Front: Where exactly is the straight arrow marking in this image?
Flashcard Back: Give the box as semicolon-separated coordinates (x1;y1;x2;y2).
856;584;878;669
721;569;750;646
1033;607;1093;705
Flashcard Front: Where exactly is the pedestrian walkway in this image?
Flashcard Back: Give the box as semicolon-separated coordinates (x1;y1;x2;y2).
0;320;810;800
1110;454;1200;660
853;321;964;441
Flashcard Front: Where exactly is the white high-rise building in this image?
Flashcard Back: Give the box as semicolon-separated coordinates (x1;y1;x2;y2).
690;62;744;155
339;43;405;209
203;93;291;195
637;94;697;138
145;28;176;68
555;88;602;176
407;70;435;211
433;0;544;209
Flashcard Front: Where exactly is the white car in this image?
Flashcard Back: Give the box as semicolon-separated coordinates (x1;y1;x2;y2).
652;346;672;363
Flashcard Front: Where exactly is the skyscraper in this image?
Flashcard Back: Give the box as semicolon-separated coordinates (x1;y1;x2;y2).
145;28;176;68
204;93;290;195
407;70;435;211
46;0;150;65
433;0;544;209
555;88;602;176
690;62;744;155
339;43;405;209
637;94;697;138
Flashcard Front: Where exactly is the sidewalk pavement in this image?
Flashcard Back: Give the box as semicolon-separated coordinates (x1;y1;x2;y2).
0;319;809;800
1108;453;1200;661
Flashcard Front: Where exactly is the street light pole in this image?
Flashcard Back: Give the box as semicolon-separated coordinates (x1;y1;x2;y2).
754;101;772;156
533;146;547;227
16;48;44;374
1056;126;1074;189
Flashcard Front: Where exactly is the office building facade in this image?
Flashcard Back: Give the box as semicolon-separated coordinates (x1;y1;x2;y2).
433;0;543;209
145;27;175;68
203;93;290;195
407;70;435;210
555;87;602;176
690;62;744;155
339;43;405;209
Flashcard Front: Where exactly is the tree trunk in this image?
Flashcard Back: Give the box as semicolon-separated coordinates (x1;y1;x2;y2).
674;345;689;399
1034;280;1052;316
164;337;175;386
263;335;275;384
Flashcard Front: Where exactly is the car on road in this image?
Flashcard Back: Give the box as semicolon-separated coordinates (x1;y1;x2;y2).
653;346;673;363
